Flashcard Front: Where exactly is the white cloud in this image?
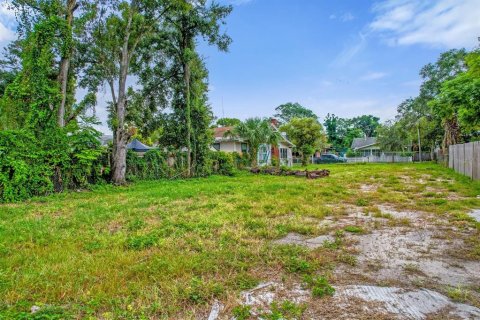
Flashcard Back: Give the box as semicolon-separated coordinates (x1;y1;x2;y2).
370;0;480;48
332;32;367;66
329;12;355;22
361;72;387;81
340;12;355;22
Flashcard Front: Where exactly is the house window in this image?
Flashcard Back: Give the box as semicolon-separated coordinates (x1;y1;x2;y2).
280;148;288;159
241;143;248;152
213;143;220;151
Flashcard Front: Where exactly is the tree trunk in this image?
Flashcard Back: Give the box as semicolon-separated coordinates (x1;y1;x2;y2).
443;116;460;151
301;153;308;166
112;128;128;184
183;60;192;177
250;147;258;167
57;0;76;127
111;12;133;185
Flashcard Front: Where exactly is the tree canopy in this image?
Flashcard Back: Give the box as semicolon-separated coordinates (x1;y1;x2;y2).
274;102;318;124
281;117;326;165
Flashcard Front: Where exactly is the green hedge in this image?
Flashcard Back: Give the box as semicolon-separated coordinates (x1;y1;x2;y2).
126;150;236;180
0;127;107;202
1;133;237;202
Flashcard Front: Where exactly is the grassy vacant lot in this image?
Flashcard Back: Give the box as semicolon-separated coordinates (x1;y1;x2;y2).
0;163;479;319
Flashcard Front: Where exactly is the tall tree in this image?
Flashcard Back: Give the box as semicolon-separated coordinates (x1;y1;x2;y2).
376;121;410;152
419;49;467;148
274;102;317;124
280;117;326;166
164;0;231;176
4;0;94;128
430;50;480;144
82;0;172;184
350;115;380;137
324;113;364;152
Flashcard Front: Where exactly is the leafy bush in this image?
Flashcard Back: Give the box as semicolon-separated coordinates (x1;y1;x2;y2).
345;149;360;158
126;149;178;180
0;126;106;202
209;151;235;176
232;151;250;168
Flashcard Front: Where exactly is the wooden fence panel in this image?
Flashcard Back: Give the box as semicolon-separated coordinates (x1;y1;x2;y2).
474;142;480;180
464;142;473;179
449;145;454;169
453;144;459;173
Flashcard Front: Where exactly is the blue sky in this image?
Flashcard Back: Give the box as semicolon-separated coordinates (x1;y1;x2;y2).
203;0;480;124
1;0;479;134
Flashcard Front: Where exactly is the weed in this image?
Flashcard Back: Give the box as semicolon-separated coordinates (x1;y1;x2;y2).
337;252;357;266
127;218;146;231
356;198;369;206
344;225;364;234
372;211;393;219
285;257;312;274
233;273;259;290
304;275;335;298
261;300;306;320
446;286;471;303
125;232;158;250
232;305;251;320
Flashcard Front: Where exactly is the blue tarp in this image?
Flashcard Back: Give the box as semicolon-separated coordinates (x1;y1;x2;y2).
127;139;152;152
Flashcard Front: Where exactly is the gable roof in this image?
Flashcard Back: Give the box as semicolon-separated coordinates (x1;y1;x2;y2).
127;139;152;152
351;137;378;150
213;126;234;139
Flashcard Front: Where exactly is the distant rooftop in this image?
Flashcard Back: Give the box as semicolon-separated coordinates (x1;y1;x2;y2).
351;137;378;150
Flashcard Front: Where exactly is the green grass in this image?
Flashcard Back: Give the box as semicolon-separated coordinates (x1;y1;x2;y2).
0;163;479;318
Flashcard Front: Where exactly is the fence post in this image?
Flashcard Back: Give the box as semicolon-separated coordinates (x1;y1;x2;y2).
448;145;453;169
474;142;480;180
464;142;473;179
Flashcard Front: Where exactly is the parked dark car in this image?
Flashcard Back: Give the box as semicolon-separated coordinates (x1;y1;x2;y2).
314;154;347;164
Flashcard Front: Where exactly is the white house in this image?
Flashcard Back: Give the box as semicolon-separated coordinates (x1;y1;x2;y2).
212;119;295;167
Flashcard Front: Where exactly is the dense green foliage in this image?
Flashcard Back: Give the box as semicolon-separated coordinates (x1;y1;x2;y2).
280;117;326;165
274;102;318;124
216;117;241;127
230;118;280;167
389;48;479;152
0;125;106;201
324;114;380;153
0;0;233;201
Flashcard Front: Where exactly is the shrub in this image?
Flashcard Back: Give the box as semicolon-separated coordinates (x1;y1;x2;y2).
209;151;235;176
232;151;250;168
0;126;106;202
126;149;178;181
345;149;360;158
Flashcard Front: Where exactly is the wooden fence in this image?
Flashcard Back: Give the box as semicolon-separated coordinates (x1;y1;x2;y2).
449;141;480;180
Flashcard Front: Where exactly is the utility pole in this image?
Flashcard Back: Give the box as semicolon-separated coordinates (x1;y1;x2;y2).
417;123;422;162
